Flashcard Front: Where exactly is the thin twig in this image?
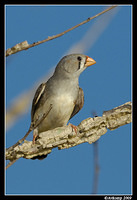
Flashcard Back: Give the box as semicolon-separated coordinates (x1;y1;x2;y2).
6;5;117;57
6;104;52;169
91;111;100;194
92;141;100;194
6;158;19;170
6;104;52;152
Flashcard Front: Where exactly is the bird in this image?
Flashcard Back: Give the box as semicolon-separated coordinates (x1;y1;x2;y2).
31;54;96;159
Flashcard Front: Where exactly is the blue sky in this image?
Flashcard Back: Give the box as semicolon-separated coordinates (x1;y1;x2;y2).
5;5;132;195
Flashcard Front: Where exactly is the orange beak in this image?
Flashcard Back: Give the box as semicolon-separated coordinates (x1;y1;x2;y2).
85;56;96;67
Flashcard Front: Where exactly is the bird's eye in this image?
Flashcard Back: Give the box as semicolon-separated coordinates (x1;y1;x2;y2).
77;56;82;61
77;56;82;69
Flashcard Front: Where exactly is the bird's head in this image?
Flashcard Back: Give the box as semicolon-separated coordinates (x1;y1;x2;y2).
54;54;96;79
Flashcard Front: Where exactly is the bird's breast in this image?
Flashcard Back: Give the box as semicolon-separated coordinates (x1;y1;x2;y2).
37;93;75;133
53;93;75;118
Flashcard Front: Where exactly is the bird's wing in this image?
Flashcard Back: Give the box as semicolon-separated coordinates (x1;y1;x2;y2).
69;87;84;120
31;83;46;121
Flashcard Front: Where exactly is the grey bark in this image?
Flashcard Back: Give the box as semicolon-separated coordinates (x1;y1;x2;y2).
6;102;132;161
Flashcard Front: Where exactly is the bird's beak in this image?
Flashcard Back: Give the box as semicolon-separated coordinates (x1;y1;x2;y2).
85;56;96;67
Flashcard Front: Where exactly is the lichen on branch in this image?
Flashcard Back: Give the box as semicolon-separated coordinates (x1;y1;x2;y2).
6;101;132;163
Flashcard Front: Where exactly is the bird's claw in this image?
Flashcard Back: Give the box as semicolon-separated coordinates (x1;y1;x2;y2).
69;123;78;134
32;128;38;144
32;135;37;144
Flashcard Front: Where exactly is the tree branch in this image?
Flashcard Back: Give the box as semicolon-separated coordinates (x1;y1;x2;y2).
6;102;132;169
6;5;117;57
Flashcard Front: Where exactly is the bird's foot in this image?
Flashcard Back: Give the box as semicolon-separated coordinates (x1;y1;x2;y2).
32;135;37;144
69;123;78;134
32;128;38;144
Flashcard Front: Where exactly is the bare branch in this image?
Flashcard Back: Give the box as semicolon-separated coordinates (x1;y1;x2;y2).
6;6;117;57
6;102;132;169
92;141;100;194
6;158;19;170
6;104;53;152
92;111;99;194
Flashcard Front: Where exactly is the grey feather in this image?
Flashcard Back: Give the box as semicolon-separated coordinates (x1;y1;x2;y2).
69;87;84;119
31;83;46;121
